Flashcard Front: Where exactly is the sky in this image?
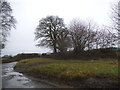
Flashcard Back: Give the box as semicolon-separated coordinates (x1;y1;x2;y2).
2;0;117;56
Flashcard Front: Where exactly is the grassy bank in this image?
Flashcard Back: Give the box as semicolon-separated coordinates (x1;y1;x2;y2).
15;58;118;88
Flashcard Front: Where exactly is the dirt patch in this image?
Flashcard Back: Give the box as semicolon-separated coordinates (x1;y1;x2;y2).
16;71;119;88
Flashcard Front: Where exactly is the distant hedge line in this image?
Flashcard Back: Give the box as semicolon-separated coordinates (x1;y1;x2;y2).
2;47;118;63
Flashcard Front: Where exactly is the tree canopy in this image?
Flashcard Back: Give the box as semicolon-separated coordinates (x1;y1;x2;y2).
35;16;70;53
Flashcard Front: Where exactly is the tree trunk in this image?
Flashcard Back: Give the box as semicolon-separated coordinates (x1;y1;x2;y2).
53;43;57;53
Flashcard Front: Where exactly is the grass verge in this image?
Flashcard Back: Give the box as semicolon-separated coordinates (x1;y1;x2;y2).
15;58;118;87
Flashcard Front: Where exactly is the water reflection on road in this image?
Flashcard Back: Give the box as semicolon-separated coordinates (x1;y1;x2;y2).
2;62;57;88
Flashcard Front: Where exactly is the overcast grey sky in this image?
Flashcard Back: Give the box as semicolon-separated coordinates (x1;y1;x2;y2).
2;0;117;56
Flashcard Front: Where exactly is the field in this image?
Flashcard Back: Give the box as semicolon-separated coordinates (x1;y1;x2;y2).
15;58;119;88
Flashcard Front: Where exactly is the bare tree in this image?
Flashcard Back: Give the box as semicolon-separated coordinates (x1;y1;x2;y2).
35;16;70;53
112;1;120;34
69;19;97;53
95;28;117;49
94;30;103;49
85;21;97;50
0;0;16;49
69;19;86;53
111;1;120;49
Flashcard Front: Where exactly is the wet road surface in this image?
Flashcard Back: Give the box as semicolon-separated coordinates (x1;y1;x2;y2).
2;62;58;88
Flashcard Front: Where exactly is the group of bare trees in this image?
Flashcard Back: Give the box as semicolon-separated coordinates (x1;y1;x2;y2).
69;19;117;53
35;16;117;54
34;1;120;54
0;0;119;54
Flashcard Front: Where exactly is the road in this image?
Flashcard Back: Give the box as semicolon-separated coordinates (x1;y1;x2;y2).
2;62;59;88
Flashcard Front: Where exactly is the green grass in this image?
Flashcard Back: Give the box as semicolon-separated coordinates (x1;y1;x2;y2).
16;58;58;66
16;58;118;80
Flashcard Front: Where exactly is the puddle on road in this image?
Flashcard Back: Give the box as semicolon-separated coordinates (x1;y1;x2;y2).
2;62;57;88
